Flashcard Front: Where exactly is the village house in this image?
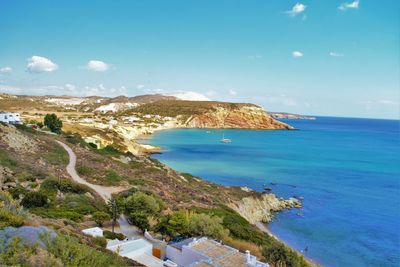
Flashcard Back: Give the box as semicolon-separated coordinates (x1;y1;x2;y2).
0;112;22;124
166;237;269;267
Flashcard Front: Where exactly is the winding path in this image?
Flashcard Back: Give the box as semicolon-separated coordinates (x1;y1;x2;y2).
56;140;140;237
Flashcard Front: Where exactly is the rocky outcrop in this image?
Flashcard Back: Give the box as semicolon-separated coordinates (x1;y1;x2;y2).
185;105;293;130
228;193;301;224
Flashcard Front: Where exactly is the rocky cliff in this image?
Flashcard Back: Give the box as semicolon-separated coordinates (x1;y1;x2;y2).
184;105;293;130
228;193;301;224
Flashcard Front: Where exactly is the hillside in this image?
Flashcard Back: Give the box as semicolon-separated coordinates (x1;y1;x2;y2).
0;123;309;266
0;93;292;155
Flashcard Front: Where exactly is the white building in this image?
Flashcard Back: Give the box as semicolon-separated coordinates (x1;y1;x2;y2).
82;227;104;237
166;237;269;267
0;112;21;124
107;238;165;267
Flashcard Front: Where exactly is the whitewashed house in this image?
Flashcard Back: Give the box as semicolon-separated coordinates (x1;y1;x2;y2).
82;227;103;237
0;112;21;124
166;237;269;267
107;238;165;267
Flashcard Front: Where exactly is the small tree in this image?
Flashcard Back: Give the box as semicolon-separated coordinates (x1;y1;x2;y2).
129;212;150;232
44;114;63;134
92;211;110;227
21;191;48;208
107;197;122;233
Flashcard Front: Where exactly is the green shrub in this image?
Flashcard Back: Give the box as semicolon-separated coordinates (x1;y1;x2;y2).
43;144;68;165
31;208;83;222
0;210;24;229
44;113;63;134
97;145;122;156
91;236;107;248
129;212;149;232
125;192;163;217
103;230;125;240
92;211;111;227
21;191;48;208
41;177;89;194
43;234;131;266
77;166;93;176
8;186;27;199
105;169;123;184
128;178;145;186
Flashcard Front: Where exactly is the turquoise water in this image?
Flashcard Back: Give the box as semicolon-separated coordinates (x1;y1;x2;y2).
141;117;400;266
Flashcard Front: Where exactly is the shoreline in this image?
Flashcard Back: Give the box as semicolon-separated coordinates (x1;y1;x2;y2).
141;128;319;266
255;222;320;267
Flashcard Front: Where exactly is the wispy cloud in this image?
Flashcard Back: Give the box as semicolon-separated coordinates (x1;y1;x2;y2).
205;90;217;97
260;94;298;107
0;66;12;74
229;89;237;96
0;83;127;97
247;55;263;60
85;60;110;72
329;52;344;57
27;56;58;73
285;3;306;16
292;51;304;58
358;99;399;110
136;84;145;89
338;0;360;11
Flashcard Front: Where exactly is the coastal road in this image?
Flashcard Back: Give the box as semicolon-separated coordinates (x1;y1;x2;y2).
56;140;141;238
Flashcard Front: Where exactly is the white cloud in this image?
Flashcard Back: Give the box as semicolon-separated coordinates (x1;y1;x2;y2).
263;94;298;107
85;60;110;72
144;88;165;94
0;67;12;74
329;52;344;57
0;83;127;97
64;83;76;92
286;3;306;16
136;84;145;89
206;90;217;97
377;99;398;106
339;0;360;11
358;99;399;110
165;91;210;101
292;51;304;58
27;56;58;73
229;89;237;96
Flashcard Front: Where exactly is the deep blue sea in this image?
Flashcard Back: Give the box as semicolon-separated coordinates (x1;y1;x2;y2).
141;117;400;267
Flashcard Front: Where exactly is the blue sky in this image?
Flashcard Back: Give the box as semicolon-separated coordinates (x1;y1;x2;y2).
0;0;399;119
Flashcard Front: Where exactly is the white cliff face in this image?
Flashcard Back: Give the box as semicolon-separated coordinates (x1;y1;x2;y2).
228;194;301;224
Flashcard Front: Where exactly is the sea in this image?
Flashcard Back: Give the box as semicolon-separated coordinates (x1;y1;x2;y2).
140;117;400;267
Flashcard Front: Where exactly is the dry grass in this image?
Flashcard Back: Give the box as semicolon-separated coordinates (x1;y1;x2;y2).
222;236;263;259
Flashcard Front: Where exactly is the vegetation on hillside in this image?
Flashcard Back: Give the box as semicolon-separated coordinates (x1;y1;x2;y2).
130;100;253;117
44;113;63;134
0;124;309;267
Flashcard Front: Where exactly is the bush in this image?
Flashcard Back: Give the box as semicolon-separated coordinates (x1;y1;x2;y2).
124;192;163;216
0;210;24;229
103;230;125;240
21;191;48;208
91;236;107;248
77;166;93;176
105;169;123;185
30;208;83;222
97;145;122;156
92;211;110;227
129;212;150;232
42;234;131;266
44;114;63;134
188;213;229;240
41;177;89;194
8;186;27;199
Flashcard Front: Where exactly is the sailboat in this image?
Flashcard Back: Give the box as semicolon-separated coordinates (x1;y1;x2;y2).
220;132;231;143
